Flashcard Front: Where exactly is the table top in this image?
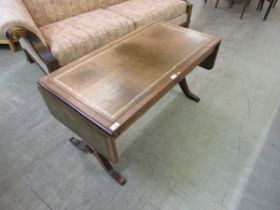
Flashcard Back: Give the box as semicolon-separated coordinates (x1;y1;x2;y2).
38;22;221;136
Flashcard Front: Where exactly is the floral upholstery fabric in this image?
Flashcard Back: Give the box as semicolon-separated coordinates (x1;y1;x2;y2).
40;9;134;66
107;0;187;29
22;0;128;27
0;0;47;45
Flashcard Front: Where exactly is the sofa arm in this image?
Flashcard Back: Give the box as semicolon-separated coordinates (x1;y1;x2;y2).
183;0;193;28
6;26;59;73
0;0;46;45
1;0;59;73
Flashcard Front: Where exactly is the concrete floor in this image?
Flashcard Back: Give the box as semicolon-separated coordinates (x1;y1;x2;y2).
238;106;280;210
0;1;280;210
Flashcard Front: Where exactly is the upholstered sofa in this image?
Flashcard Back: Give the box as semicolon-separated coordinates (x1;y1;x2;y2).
0;0;192;74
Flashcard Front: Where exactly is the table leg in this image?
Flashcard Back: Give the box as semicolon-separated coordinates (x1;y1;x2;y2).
69;137;126;186
257;0;262;10
179;78;200;102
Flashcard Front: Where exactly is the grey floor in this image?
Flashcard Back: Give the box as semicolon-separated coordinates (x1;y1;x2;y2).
1;1;280;210
238;106;280;210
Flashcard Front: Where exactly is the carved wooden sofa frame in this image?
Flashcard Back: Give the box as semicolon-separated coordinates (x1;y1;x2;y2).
6;26;59;72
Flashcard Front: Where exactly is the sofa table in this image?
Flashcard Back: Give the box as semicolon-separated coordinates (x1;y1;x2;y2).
38;22;221;185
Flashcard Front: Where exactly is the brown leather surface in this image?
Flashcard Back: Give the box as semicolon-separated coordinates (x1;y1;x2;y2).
39;22;221;136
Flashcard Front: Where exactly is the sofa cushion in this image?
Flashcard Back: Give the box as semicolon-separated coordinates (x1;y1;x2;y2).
107;0;187;29
22;0;128;27
40;9;134;66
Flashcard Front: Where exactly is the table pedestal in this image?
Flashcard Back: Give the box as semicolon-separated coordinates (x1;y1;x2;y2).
69;137;126;186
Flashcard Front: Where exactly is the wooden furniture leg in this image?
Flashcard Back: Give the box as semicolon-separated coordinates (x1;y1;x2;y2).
260;0;265;10
7;40;16;52
229;0;235;9
23;49;35;63
69;137;126;186
179;78;200;102
273;0;278;7
257;0;263;10
215;0;220;8
263;0;274;20
240;0;252;19
0;38;17;52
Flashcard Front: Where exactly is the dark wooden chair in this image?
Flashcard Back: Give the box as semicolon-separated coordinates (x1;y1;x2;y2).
205;0;277;20
240;0;253;19
257;0;278;20
205;0;253;19
204;0;220;8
